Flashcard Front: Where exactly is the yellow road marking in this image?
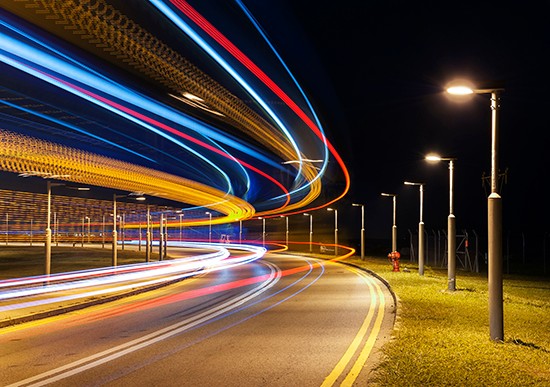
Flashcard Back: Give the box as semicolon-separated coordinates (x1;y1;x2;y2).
341;272;386;386
321;266;382;386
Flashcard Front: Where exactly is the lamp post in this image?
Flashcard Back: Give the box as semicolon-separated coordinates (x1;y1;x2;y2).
158;213;164;260
102;214;106;248
404;181;425;275
81;217;85;247
146;205;151;262
327;208;338;255
260;217;266;246
281;215;289;247
352;203;365;260
239;220;243;244
179;212;184;242
206;211;212;243
381;193;397;252
304;213;313;253
112;193;127;267
447;83;505;341
86;216;91;244
426;155;457;290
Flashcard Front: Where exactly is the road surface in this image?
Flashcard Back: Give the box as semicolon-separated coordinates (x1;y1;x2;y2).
1;250;395;386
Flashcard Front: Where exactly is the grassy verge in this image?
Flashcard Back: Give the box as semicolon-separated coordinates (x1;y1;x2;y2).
346;256;550;386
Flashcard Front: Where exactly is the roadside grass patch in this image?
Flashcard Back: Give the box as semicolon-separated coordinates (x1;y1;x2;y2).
347;255;550;386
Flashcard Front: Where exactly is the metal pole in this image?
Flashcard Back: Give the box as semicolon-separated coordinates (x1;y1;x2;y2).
146;206;151;262
360;206;365;260
239;220;242;244
262;218;266;247
448;159;456;291
102;214;105;248
112;194;117;267
419;185;425;276
179;213;183;242
81;217;84;247
392;196;397;252
138;220;142;251
87;217;90;244
121;213;125;250
285;216;289;247
334;209;338;256
309;215;313;253
45;181;52;276
164;216;168;257
159;213;164;260
488;90;503;341
209;213;212;243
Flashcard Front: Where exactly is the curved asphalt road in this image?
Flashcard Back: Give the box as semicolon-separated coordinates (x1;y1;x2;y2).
0;251;395;386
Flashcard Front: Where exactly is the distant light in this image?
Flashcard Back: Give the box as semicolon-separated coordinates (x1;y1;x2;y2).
447;86;474;95
135;196;146;201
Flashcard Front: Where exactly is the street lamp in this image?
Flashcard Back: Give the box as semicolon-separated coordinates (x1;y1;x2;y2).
352;203;365;260
146;205;151;262
404;181;425;275
46;181;64;275
86;216;91;244
281;215;289;247
381;193;397;252
260;217;266;246
179;212;184;242
112;193;128;267
304;213;313;253
447;82;505;341
239;219;243;244
206;211;212;243
327;208;338;255
426;155;456;290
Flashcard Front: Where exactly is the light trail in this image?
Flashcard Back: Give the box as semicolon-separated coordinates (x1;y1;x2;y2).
0;242;266;312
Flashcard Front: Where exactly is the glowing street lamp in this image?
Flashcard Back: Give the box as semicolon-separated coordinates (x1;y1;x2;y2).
404;181;425;275
304;213;313;253
381;193;397;252
447;82;505;341
327;208;338;255
352;203;365;260
426;154;457;290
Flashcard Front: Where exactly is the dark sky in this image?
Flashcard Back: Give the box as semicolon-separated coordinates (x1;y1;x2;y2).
245;1;550;240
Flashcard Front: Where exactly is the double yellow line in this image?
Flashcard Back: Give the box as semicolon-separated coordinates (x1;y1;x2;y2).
322;266;387;386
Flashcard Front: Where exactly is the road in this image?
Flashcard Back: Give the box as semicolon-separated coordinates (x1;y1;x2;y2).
1;250;395;386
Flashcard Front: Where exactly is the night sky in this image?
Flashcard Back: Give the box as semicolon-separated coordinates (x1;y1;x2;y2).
245;1;550;240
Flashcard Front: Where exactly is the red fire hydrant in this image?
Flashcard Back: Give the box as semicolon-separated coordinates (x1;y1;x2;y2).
387;251;401;272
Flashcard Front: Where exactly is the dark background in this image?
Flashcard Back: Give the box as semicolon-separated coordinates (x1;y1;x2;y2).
244;1;550;249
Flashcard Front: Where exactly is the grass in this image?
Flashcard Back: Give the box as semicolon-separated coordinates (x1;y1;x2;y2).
346;256;550;386
1;247;549;385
